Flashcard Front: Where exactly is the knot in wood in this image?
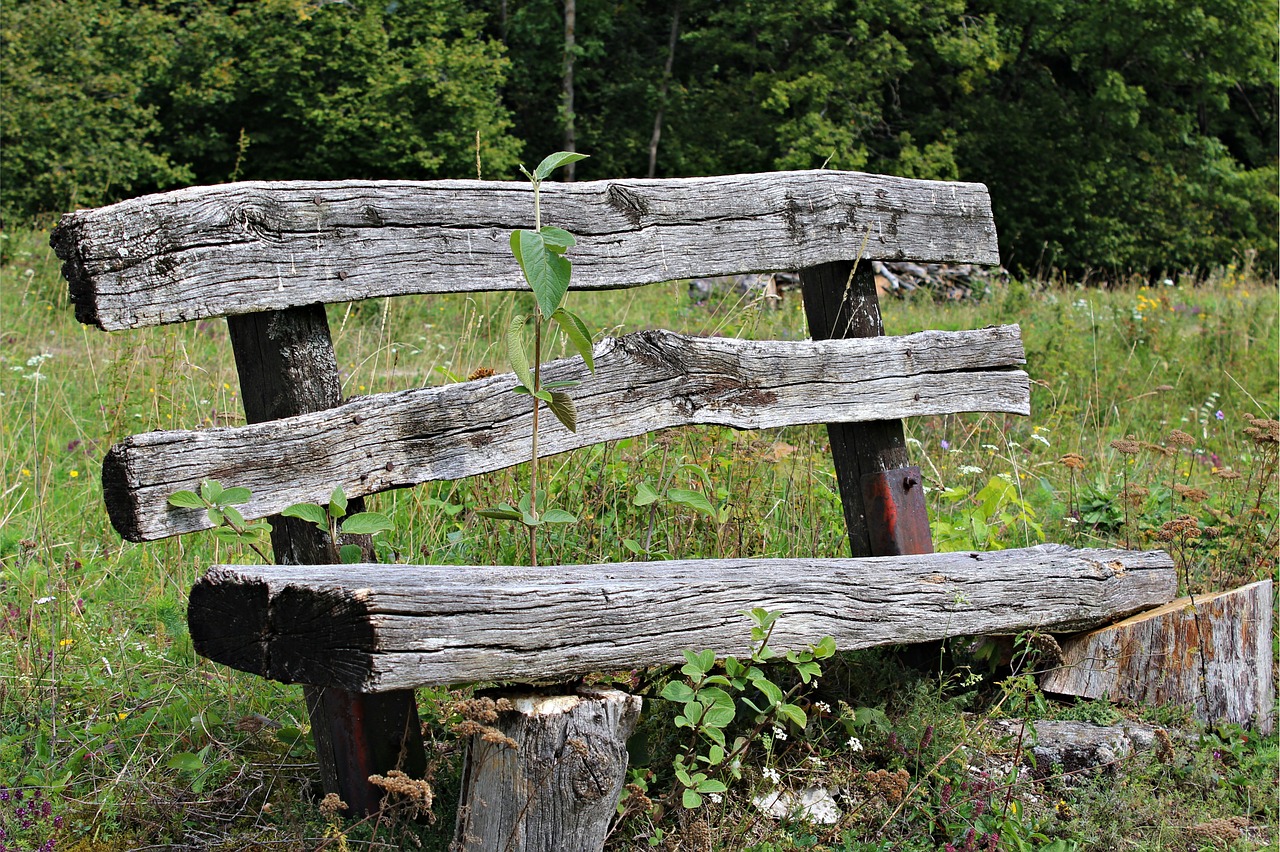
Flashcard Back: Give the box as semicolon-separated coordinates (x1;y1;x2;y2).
605;184;649;227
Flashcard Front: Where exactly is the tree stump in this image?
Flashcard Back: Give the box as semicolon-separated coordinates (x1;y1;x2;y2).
1042;580;1274;733
454;687;642;852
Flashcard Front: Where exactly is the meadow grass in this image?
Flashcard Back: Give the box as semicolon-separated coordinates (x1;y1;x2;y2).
0;225;1276;850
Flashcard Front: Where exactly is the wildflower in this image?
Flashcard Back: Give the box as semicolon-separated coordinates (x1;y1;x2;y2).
813;701;831;714
1166;429;1195;448
707;792;723;804
1030;432;1051;447
808;755;824;767
1215;410;1225;421
762;767;781;784
20;469;30;477
940;439;950;450
846;737;863;752
772;726;787;741
959;465;984;475
1110;437;1141;454
1058;453;1086;471
69;470;79;478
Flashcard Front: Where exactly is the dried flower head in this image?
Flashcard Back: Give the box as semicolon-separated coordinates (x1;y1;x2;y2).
1153;728;1175;764
467;367;496;381
1244;414;1280;445
1121;484;1150;506
1110;437;1142;455
1212;468;1243;481
1173;484;1209;502
1058;453;1086;471
1166;429;1195;448
319;793;348;818
368;769;434;819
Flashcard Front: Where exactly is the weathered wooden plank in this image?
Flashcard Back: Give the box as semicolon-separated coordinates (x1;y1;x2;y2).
454;688;642;851
1042;580;1274;733
50;170;999;330
187;545;1177;693
103;325;1028;542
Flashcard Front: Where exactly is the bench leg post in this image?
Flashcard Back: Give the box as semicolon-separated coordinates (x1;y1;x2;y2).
799;260;933;558
454;687;642;851
227;306;428;815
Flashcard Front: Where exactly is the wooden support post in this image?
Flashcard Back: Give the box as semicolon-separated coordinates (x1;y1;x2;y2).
800;261;932;558
224;305;427;815
454;687;642;851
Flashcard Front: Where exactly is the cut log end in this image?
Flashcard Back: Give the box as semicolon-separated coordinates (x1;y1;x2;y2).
1043;580;1274;733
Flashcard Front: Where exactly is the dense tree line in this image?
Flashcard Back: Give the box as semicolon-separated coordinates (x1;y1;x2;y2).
2;0;1275;277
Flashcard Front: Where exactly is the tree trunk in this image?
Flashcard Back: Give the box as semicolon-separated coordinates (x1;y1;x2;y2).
454;687;641;851
648;2;681;179
562;0;577;178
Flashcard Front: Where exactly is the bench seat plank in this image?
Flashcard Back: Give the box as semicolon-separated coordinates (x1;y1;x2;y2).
51;170;999;330
188;545;1177;692
104;326;1029;541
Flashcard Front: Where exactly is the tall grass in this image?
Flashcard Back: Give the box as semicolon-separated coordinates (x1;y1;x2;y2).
1;226;1276;849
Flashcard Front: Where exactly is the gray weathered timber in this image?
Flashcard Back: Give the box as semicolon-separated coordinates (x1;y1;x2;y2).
49;170;999;330
187;545;1176;693
454;689;642;852
1042;580;1274;734
103;325;1029;541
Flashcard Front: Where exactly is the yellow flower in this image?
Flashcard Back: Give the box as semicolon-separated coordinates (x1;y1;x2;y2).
118;712;129;721
69;470;80;478
60;638;73;647
21;468;31;476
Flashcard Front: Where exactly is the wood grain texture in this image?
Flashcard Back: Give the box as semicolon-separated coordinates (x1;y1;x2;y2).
49;170;998;330
455;688;642;852
103;325;1028;541
187;545;1177;693
1042;580;1274;733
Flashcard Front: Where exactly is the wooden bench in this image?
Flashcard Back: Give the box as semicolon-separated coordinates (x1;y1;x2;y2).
52;170;1178;849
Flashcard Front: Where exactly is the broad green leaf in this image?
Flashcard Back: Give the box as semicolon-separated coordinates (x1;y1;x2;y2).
505;313;533;391
633;482;660;506
776;703;807;728
701;725;726;747
551;308;595;372
660;681;695;703
682;788;703;809
752;675;785;708
532;151;589;181
221;505;245;527
340;512;395;535
622;538;642;554
513;229;571;317
210;527;245;543
547;390;577;432
533;389;554;402
167;752;204;772
521;508;541;527
698;687;736;728
329;486;348;518
696;778;727;794
339;544;364;564
476;506;522;522
200;480;223;504
682;702;704;726
541;508;578;524
812;636;838;659
681;648;715;678
206;507;223;527
539;226;576;253
168;490;204;509
220;487;251;505
705;744;726;766
668;487;717;518
795;660;822;683
542;380;581;390
281;503;328;528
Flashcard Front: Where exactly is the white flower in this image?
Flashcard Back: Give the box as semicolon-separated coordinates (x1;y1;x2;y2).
808;755;824;767
762;767;781;784
958;465;984;475
772;726;787;741
1030;433;1051;447
813;701;831;714
708;793;723;804
846;737;863;752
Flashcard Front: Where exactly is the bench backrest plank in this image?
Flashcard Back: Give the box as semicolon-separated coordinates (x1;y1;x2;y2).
104;325;1028;541
50;170;998;330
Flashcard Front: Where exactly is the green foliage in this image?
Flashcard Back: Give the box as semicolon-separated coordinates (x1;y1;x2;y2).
282;486;395;563
931;475;1046;551
168;479;271;559
656;609;836;810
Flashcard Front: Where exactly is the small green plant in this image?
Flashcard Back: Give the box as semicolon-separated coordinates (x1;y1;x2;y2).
167;479;271;561
477;151;596;566
931;475;1045;551
659;608;836;809
281;486;394;563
